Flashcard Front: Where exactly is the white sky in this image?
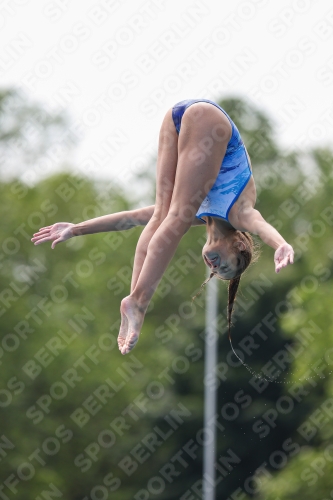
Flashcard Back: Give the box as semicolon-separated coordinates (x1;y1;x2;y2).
1;0;333;188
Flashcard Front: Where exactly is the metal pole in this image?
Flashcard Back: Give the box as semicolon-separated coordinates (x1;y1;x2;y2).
203;273;218;500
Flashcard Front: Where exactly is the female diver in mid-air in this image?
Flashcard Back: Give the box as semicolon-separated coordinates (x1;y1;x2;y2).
32;99;294;356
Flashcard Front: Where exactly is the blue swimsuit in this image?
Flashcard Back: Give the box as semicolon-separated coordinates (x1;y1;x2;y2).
172;99;252;223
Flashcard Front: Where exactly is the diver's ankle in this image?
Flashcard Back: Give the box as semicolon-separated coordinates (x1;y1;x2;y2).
129;291;150;312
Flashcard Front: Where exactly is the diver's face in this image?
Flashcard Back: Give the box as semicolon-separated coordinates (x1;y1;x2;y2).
202;240;240;279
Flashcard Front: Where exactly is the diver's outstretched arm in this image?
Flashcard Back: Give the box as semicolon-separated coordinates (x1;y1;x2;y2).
31;206;155;248
238;208;294;273
72;206;155;235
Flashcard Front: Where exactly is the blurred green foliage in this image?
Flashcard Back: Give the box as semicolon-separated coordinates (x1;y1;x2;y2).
1;89;333;499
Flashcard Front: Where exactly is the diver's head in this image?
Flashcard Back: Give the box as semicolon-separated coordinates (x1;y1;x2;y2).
202;229;253;280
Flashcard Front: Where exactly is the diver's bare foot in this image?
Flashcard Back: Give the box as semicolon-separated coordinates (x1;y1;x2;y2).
118;296;146;355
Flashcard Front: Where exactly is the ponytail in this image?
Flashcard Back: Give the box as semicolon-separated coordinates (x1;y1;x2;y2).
227;275;241;341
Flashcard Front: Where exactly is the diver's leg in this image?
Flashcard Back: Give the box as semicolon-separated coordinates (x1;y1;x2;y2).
118;109;178;351
130;109;179;291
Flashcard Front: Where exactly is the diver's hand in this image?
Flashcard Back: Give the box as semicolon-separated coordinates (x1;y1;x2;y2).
274;243;294;273
31;223;75;249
